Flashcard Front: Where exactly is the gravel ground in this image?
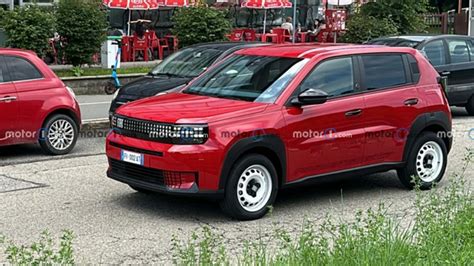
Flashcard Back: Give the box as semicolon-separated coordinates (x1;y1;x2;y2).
0;108;472;264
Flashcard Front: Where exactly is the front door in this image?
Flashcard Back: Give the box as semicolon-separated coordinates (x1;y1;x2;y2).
282;56;366;182
0;56;19;145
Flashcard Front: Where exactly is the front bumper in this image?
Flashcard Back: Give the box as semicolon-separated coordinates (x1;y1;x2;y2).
106;131;225;197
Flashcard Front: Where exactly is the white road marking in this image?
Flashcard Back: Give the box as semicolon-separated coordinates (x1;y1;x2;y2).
79;101;111;106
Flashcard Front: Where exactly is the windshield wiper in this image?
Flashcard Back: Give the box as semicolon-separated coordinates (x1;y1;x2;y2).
150;72;186;78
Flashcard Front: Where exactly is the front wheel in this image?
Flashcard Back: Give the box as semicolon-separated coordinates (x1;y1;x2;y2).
39;114;78;155
220;154;278;220
397;132;447;190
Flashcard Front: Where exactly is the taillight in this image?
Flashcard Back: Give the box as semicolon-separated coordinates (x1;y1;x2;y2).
163;171;197;190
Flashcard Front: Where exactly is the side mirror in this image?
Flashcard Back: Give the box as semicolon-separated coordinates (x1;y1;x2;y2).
291;88;329;106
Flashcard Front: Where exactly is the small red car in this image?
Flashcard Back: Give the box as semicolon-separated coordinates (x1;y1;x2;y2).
0;48;81;154
107;44;452;220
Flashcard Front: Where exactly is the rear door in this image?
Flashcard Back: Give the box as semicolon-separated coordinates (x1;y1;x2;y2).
361;53;423;165
443;38;474;105
0;55;19;145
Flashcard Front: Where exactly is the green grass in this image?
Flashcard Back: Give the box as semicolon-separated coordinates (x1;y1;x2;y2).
172;149;474;265
54;66;151;78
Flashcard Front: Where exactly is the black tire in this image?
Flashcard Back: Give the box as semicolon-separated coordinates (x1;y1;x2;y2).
220;154;278;220
397;132;447;190
104;81;116;95
39;114;78;155
129;185;154;194
465;95;474;116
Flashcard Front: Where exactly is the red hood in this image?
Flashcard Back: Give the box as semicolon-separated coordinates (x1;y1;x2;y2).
116;92;268;124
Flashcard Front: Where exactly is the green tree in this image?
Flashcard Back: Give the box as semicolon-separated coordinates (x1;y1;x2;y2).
56;0;107;66
361;0;429;34
172;7;232;47
341;14;399;44
0;6;55;57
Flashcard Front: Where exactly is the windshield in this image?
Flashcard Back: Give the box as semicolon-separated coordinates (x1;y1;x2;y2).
183;55;306;103
149;47;222;78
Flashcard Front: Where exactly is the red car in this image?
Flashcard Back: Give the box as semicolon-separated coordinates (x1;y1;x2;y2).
0;48;81;155
107;44;452;220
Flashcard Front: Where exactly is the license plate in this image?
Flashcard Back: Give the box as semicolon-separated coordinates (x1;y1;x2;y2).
121;149;144;165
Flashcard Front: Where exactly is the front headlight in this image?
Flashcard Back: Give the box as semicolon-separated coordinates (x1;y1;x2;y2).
150;124;209;144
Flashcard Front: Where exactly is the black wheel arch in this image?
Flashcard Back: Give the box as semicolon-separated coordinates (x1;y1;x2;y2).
219;134;286;190
403;111;452;162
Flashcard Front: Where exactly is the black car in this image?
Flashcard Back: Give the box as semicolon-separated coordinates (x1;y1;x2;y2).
109;42;268;115
367;35;474;115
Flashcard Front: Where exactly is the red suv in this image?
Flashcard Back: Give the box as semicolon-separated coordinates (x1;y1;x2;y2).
0;49;81;154
107;44;452;220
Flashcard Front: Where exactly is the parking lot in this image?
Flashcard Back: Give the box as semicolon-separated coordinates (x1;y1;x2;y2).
0;107;473;264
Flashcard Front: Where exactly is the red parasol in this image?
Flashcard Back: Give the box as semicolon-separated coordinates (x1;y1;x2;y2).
103;0;161;35
241;0;293;33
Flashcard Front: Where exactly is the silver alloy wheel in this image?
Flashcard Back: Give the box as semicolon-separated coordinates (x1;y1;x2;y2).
47;119;75;151
415;141;443;182
236;164;272;212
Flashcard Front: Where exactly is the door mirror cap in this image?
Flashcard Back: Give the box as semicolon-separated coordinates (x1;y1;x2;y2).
291;88;329;106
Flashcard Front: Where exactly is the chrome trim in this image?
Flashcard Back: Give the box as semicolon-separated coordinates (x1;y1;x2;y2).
0;96;17;102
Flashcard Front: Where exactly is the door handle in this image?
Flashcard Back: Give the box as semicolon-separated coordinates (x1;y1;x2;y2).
404;98;419;106
345;109;362;117
441;71;451;76
0;96;17;102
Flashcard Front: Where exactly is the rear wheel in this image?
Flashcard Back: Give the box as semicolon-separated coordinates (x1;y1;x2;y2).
465;95;474;116
39;114;78;155
397;132;447;190
220;154;278;220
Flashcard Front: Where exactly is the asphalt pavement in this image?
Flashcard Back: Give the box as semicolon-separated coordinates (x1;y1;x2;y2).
0;107;473;264
77;95;114;122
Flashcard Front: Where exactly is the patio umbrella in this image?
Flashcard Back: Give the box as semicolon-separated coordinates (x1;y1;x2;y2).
158;0;194;7
103;0;160;35
241;0;292;34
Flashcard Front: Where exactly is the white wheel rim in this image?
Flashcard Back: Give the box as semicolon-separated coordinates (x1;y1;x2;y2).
415;141;443;183
47;119;75;151
237;164;272;212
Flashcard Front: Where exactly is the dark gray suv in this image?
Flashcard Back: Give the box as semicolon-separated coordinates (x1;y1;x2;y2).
367;35;474;115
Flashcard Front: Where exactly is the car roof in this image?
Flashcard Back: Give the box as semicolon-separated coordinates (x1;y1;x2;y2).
0;48;37;56
234;43;416;59
371;34;474;44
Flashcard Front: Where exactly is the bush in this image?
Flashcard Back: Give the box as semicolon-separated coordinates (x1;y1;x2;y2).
0;6;55;57
341;14;399;44
361;0;428;34
56;0;107;66
172;7;232;47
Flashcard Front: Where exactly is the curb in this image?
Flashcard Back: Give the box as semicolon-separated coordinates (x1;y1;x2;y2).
81;119;110;132
61;73;147;81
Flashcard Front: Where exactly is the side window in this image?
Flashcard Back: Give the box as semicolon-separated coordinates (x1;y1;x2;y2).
298;57;354;97
4;56;43;81
421;40;447;66
447;39;469;64
362;54;407;90
467;40;474;61
0;57;4;83
407;54;420;83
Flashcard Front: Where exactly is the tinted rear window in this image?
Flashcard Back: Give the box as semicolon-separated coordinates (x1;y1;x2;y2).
362;54;407;90
5;56;43;81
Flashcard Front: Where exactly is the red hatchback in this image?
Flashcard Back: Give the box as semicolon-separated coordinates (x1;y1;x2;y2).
0;49;81;154
107;44;452;220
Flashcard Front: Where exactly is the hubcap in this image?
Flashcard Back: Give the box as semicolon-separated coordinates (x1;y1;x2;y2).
237;164;272;212
47;119;75;151
415;141;443;183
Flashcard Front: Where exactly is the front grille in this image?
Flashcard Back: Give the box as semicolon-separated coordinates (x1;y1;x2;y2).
108;158;164;186
111;115;208;144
